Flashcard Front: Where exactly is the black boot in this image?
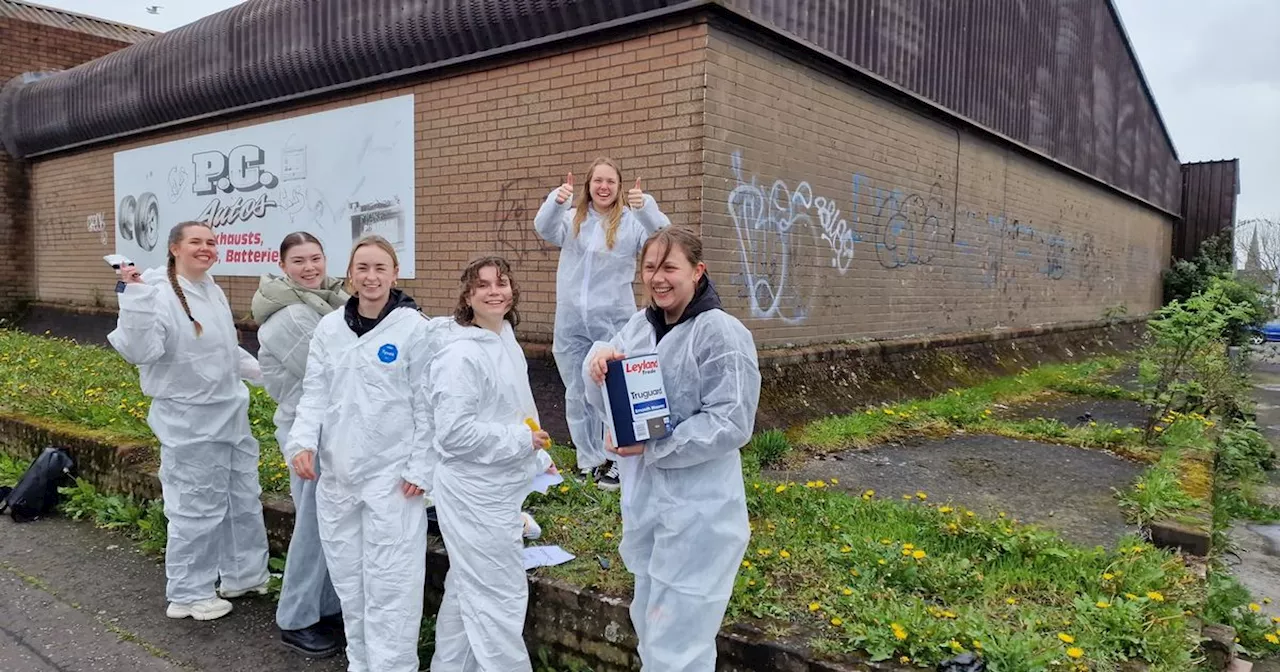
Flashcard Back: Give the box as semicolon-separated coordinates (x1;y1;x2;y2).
280;624;341;659
319;612;346;644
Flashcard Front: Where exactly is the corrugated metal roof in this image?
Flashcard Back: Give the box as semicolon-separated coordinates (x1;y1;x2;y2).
0;0;157;44
0;0;1180;214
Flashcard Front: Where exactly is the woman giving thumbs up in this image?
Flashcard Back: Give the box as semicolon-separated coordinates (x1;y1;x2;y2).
533;157;671;490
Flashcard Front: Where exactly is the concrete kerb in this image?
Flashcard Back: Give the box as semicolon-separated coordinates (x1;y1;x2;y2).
0;413;894;672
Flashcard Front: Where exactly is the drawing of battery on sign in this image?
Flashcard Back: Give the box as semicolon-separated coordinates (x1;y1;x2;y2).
349;196;406;252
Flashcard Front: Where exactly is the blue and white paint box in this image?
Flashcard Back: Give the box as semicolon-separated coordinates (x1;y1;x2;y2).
603;353;672;446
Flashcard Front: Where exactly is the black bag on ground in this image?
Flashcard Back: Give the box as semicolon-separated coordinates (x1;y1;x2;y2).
0;447;76;523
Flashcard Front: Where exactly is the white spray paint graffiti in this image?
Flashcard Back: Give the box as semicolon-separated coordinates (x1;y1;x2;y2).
728;151;814;324
87;213;108;246
728;152;862;323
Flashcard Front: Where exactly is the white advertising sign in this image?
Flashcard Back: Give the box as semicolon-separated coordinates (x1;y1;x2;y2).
112;94;416;277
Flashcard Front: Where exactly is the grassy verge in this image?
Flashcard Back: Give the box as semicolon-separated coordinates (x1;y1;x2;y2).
1115;413;1216;528
794;357;1151;460
0;329;291;492
0;329;1246;668
530;448;1204;669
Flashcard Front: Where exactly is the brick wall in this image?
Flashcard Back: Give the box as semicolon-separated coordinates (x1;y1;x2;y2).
701;27;1171;347
20;16;1170;349
0;16;137;312
25;20;709;342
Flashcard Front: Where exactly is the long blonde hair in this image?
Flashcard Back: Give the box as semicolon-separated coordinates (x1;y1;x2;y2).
572;157;626;250
343;235;399;295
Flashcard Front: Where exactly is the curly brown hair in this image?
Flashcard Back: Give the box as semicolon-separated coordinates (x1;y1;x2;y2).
453;255;521;327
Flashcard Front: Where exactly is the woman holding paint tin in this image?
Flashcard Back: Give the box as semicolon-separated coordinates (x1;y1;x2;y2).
251;231;348;658
287;235;435;672
429;255;549;671
534;157;671;490
108;221;271;622
583;227;761;672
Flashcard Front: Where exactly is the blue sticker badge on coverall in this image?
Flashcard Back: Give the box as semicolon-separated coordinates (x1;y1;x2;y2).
378;344;398;363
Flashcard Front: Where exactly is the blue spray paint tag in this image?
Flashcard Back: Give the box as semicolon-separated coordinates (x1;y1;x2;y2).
377;343;398;363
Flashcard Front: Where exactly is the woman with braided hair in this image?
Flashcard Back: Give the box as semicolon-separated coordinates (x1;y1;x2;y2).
108;220;271;622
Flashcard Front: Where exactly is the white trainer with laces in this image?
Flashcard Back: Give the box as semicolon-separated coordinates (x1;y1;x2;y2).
166;597;233;621
521;512;542;540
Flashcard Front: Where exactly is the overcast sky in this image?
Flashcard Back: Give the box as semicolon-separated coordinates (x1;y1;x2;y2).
35;0;1278;222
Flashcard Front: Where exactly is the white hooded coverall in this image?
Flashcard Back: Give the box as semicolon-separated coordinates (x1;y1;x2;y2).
583;303;761;672
251;274;347;631
287;302;436;672
107;268;271;605
533;190;670;471
430;319;539;672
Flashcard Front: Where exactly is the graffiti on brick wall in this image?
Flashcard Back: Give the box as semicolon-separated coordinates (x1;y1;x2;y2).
727;151;823;324
87;213;108;246
495;179;555;263
727;152;1144;324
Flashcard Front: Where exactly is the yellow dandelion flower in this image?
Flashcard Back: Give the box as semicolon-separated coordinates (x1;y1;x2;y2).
809;602;821;612
1096;601;1111;609
863;489;875;499
1266;598;1273;604
1102;573;1114;581
939;506;953;513
559;485;570;493
884;408;895;415
878;559;887;565
916;491;928;500
831;478;839;484
757;548;772;556
775;484;786;493
779;550;791;559
965;511;975;517
1251;603;1262;612
747;579;756;587
899;656;911;664
948;640;964;653
1058;633;1075;644
831;617;843;626
1146;592;1164;602
1266;633;1279;645
1125;593;1138;600
1066;647;1083;659
1006;597;1018;605
972;639;983;649
912;550;926;559
742;560;751;568
890;623;908;640
603;532;614;539
902;543;915;550
842;588;853;596
849;569;859;576
840;545;852;553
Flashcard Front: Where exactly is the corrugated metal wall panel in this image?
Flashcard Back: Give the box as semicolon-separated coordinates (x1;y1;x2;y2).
1175;160;1239;261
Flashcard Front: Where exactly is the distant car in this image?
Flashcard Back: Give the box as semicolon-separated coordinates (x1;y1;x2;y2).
1249;321;1280;345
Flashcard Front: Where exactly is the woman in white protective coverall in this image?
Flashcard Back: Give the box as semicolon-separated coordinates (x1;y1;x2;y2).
108;221;271;622
287;235;436;672
430;256;551;671
250;231;348;658
584;227;761;672
534;157;670;490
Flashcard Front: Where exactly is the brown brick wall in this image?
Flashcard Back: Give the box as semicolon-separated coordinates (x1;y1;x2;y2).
26;21;709;342
0;16;137;312
701;28;1170;347
21;18;1170;349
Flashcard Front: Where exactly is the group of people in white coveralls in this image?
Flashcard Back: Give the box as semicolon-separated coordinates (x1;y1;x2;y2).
107;156;763;672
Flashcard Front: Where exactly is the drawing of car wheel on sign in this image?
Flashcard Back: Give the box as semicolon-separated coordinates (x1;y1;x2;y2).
117;192;161;251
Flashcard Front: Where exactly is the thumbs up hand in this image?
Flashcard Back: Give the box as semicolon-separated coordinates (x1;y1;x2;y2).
627;177;645;210
555;172;574;205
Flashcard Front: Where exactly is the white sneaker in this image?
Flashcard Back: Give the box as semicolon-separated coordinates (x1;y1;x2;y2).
166;597;233;621
521;512;542;540
218;582;269;599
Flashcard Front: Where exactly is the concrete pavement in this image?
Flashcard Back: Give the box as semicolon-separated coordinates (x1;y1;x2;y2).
0;515;347;672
